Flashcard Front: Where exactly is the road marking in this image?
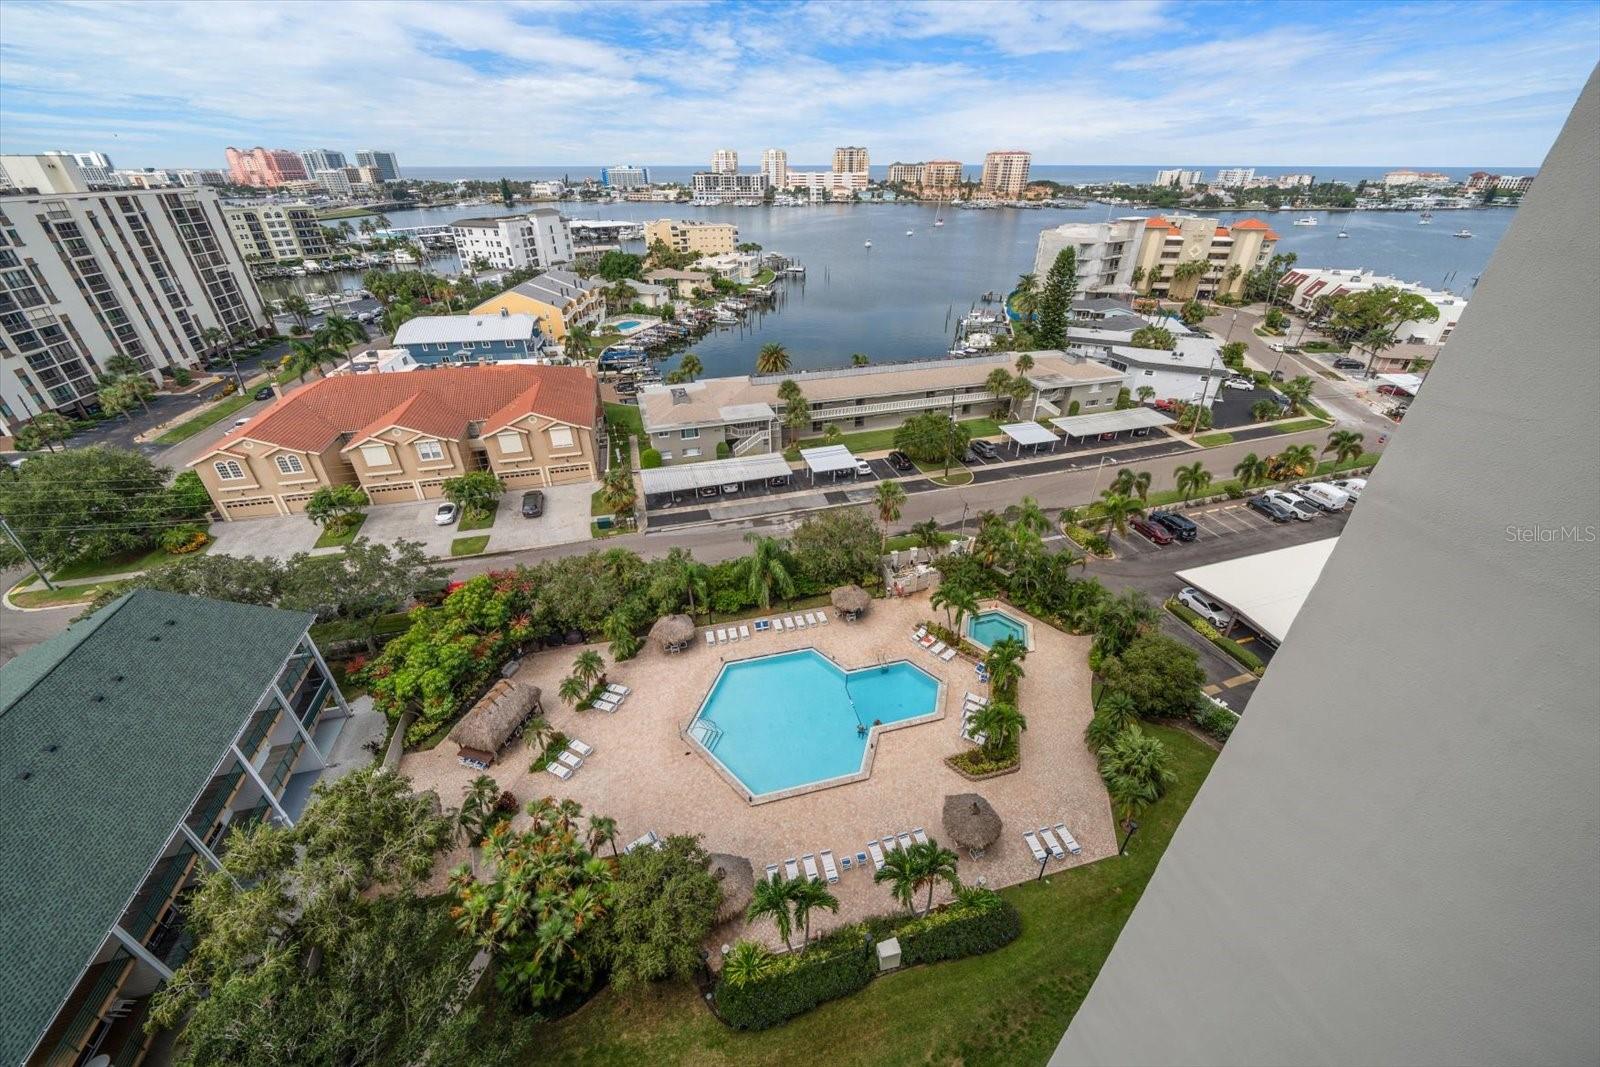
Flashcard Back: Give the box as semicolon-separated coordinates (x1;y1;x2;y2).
1222;673;1257;688
1202;684;1223;696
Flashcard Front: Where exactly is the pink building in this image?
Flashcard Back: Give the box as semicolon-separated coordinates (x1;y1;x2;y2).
224;147;309;188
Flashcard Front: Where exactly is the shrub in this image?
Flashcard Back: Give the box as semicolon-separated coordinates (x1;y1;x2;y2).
715;440;732;459
1067;400;1081;416
946;737;1019;776
160;524;210;555
898;888;1020;965
715;937;874;1030
640;448;662;469
172;368;193;386
1195;705;1237;742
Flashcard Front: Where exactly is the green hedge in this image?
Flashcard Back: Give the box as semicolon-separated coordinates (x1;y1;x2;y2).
715;939;874;1030
1166;600;1265;674
898;890;1020;966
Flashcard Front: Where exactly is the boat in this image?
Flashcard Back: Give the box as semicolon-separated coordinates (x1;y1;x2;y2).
1453;229;1473;238
933;218;944;227
863;240;872;248
1293;216;1318;226
1336;231;1349;239
1419;210;1433;225
905;229;914;236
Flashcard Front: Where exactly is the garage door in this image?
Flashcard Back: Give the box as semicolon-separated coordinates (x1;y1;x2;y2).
500;470;544;488
367;483;418;502
416;478;447;499
547;463;594;485
280;493;314;513
222;497;280;519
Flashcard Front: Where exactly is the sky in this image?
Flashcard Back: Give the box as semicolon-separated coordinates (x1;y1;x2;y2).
1;0;1596;169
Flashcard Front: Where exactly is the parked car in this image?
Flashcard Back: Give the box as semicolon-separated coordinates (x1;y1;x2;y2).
1332;357;1366;371
253;385;275;401
1267;342;1285;353
1130;517;1174;545
1153;397;1182;413
1223;376;1255;390
434;502;460;526
960;447;980;463
1178;586;1232;628
970;439;999;460
697;485;719;498
520;490;545;518
1262;489;1319;521
720;483;741;495
887;450;914;472
1376;383;1412;397
1328;477;1366;500
1248;494;1294;523
854;458;873;477
1291;482;1350;512
1269;369;1285;382
1150;510;1198;542
766;475;790;488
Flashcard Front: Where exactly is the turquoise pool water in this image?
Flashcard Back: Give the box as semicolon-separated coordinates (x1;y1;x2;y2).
691;650;939;797
615;319;641;330
966;609;1028;649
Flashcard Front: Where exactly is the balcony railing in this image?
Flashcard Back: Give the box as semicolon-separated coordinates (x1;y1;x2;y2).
42;954;132;1066
810;391;1003;421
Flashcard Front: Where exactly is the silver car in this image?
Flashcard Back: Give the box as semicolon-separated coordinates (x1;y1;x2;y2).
1262;489;1318;521
1178;587;1232;628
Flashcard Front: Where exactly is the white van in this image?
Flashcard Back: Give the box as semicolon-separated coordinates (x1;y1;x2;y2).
1329;477;1366;500
1294;482;1350;512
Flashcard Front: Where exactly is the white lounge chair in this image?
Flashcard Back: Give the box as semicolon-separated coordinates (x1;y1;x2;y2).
1054;823;1083;855
784;857;800;880
548;762;573;781
717;628;729;643
558;751;583;770
794;614;807;628
897;831;914;852
802;853;820;881
912;827;929;845
625;830;662;854
820;849;839;883
704;630;715;647
940;647;957;661
567;738;594;758
912;625;928;643
739;623;751;640
592;695;620;713
1022;830;1048;862
867;840;886;871
606;683;630;696
804;612;818;625
965;692;988;707
1038;827;1066;860
765;862;781;880
783;616;795;630
929;640;948;655
816;610;829;624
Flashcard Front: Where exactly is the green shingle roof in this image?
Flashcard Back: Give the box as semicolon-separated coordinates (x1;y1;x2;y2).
0;590;314;1064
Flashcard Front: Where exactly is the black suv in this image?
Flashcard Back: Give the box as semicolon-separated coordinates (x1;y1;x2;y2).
1332;357;1365;371
520;490;545;518
887;450;914;472
1150;510;1198;542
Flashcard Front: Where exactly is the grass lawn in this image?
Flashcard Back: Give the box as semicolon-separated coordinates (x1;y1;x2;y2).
604;402;644;438
51;542;203;581
10;578;127;609
1269;418;1329;434
793;417;1005;457
1194;431;1234;447
313;513;367;549
884;530;951;552
536;723;1216;1066
1137;452;1379;510
450;535;491;556
152;393;254;445
914;459;974;487
458;507;496;533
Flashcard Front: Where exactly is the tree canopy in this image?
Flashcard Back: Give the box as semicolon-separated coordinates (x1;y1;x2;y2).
606;835;723;989
1034;247;1078;349
893;411;971;466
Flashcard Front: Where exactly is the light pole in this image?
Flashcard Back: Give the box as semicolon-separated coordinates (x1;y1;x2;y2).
1225;311;1239;342
1087;454;1116;500
1118;818;1141;855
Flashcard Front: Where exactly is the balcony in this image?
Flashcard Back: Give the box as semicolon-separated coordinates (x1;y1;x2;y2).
810;391;1003;421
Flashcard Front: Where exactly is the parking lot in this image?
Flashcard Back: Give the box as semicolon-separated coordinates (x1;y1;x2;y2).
1104;495;1352;560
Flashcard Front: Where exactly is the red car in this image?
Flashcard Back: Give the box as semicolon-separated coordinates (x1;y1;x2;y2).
1130;517;1174;545
1152;397;1182;413
1376;383;1413;397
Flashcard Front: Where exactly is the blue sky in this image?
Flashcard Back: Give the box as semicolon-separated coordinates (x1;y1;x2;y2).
1;0;1595;169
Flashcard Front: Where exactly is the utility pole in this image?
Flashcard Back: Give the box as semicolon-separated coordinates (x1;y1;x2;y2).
0;514;56;591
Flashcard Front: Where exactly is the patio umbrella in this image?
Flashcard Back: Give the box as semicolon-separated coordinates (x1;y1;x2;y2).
649;613;696;652
830;584;871;619
708;852;755;925
942;793;1002;852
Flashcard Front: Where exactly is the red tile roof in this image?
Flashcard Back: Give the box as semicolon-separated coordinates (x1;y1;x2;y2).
1144;217;1174;229
202;365;597;456
1231;218;1272;230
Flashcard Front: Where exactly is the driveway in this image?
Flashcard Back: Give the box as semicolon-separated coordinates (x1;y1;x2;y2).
359;481;598;558
208;512;322;561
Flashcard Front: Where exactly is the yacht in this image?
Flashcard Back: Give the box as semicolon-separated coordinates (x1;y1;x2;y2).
1293;216;1318;226
1453;229;1473;238
905;229;915;236
863;240;872;248
1336;230;1349;239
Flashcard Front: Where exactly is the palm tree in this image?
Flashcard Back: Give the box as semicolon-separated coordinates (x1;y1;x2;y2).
910;518;943;552
1224;263;1242;297
1171;258;1208;300
873;479;907;551
281;293;311;330
1090;490;1145;537
971;701;1027;759
930;582;979;632
1271;443;1317;479
1174;461;1212;503
747;874;796;952
1012;495;1050;537
983;367;1014;414
454;774;500;848
522;715;554;758
586;814;619;858
1280;375;1315;414
1099;724;1176;829
320;312;366;352
678;353;703;381
1130;266;1146;293
381;300;417;337
1013;351;1034;374
874;844;920;914
910;839;962;915
571;649;606;688
984;637;1028;694
1012;273;1038;318
755;342;790;375
1136;385;1155;403
1251;399;1281;421
1110;468;1152;502
1233;452;1269;489
741;533;795;609
788;877;840;949
281;339;331;382
1085;689;1139;750
722;941;774;985
563;325;593;362
557;674;588;709
851;352;870;367
1323;428;1365;467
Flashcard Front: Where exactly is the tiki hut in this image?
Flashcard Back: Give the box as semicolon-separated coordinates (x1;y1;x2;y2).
650;613;697;654
448;680;542;768
830;584;871;621
709;852;756;925
942;793;1003;856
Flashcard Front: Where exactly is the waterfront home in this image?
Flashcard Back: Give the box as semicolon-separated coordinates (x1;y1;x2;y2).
645;268;712;299
391;312;547;366
694;251;761;284
643;218;738;256
621;278;672;309
1277;267;1465;349
471;269;607;341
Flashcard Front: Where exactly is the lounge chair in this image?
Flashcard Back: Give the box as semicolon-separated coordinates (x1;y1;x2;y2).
717;628;729;643
548;762;573;781
940;647;958;661
765;862;780;880
592;695;620;713
755;619;770;633
816;610;829;624
625;830;662;854
929;640;948;655
912;827;929;845
739;624;751;640
804;612;818;625
897;831;914;852
802;853;820;881
606;683;630;696
705;630;715;647
794;614;807;628
783;616;795;630
784;857;800;880
919;634;937;648
1022;830;1048;862
839;854;852;873
820;849;840;883
913;625;928;642
855;850;869;869
965;692;988;706
867;840;886;871
1054;823;1083;855
1038;827;1066;860
567;738;594;758
558;751;583;770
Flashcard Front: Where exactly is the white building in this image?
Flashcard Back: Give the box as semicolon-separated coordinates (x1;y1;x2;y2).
450;209;573;271
1154;169;1202;189
1272;173;1316;188
691;172;766;201
0;186;266;433
1382;169;1454;188
1214;167;1256;188
761;148;788;189
694;251;761;284
1064;311;1227;406
315;168;354;198
355;149;399;181
1276;267;1466;346
300;148;348;175
783;170;866;202
0;153;90;194
225;203;332;262
1033;217;1149;296
603;164;649;190
1495;174;1534;193
711;148;739;174
176;169;227;187
46;150;118;187
527;180;566;198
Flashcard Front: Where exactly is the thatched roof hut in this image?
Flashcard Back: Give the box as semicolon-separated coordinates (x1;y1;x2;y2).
830;584;870;620
942;793;1002;852
650;613;697;653
448;680;542;763
709;852;755;925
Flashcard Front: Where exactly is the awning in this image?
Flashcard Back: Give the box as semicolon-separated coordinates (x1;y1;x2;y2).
999;421;1058;448
799;444;858;475
1049;408;1174;436
1176;538;1338;645
639;454;793;495
1376;373;1423;396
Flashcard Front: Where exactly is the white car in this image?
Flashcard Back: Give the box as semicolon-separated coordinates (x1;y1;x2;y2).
1267;342;1286;353
855;458;873;476
1262;489;1318;521
434;502;459;526
1223;376;1255;390
1178;587;1232;628
1328;477;1366;500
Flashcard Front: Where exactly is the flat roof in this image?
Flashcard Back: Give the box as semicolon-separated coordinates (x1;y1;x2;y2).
799;444;858;474
1050;408;1175;436
1176;537;1339;644
639;453;792;495
1377;373;1424;394
392;313;539;345
999;421;1058;446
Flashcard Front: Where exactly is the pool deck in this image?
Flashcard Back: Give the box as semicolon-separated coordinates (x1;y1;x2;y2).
398;592;1113;952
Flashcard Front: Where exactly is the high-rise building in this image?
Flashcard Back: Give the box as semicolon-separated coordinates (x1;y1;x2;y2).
224;203;333;263
833;146;870;174
886;162;924;185
601;164;650;190
1154;168;1202;189
691;172;767;201
175;169;227;188
315;168;354;198
0;186;266;432
1032;216;1150;296
0;154;91;194
1053;75;1599;1067
712;148;739;174
354;149;400;182
43;150;118;187
761;148;788;189
922;160;964;190
643;218;739;256
450;209;574;272
1213;166;1256;187
224;147;309;188
299;147;348;175
981;150;1032;197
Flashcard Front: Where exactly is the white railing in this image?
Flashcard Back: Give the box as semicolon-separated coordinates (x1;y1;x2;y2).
810;391;1003;421
733;432;770;456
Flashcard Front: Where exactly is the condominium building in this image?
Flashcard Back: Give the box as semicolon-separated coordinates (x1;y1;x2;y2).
299;147;348;175
643;218;738;256
1129;215;1280;299
1272;172;1316;188
175;169;227;188
450;209;573;272
920;160;963;191
886;162;924;185
1154;168;1202;189
54;150;116;188
711;148;739;174
1277;267;1466;349
191;364;599;516
833;146;870;174
354;149;400;182
1381;169;1454;188
601;164;650;190
0;589;350;1067
471;269;606;341
1064;309;1228;405
0;154;91;195
690;171;766;201
1033;216;1149;296
390;312;546;365
760;148;788;189
224;147;309;188
115;170;179;190
981;150;1032;197
314;168;354;198
224;203;333;263
783;170;867;202
1494;173;1534;193
356;164;385;187
0;186;266;434
1213;167;1256;187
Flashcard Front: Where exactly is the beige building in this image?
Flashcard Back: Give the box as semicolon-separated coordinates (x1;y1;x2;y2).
922;160;964;192
886;162;924;185
981;150;1032;197
833;146;870;174
224;203;332;262
760;148;787;189
1130;215;1279;300
191;365;599;519
643;218;738;256
711;148;739;174
644;268;712;299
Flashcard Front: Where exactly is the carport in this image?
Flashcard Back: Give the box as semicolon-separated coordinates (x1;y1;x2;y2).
799;444;860;484
639;453;793;506
1376;373;1423;397
1175;537;1337;647
998;421;1059;456
1049;407;1174;442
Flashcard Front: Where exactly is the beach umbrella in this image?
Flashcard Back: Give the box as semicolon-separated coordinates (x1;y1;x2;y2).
830;584;871;619
708;853;755;925
649;613;696;652
942;793;1002;851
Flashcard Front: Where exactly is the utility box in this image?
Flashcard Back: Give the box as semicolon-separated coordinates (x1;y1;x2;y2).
876;937;902;972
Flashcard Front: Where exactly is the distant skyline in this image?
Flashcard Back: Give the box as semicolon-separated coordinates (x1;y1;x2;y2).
1;0;1596;169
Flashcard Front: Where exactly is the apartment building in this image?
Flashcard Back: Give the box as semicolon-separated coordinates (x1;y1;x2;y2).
833;146;870;174
450;209;573;272
0;187;266;434
1382;169;1454;188
1278;267;1466;349
639;352;1124;465
644;268;712;299
314;168;354;198
224;147;309;188
53;150;117;187
1495;174;1534;193
224;203;332;263
470;269;606;341
711;148;739;174
784;170;867;201
602;164;650;189
299;148;347;174
1154;168;1202;189
691;172;766;201
981;150;1032;197
760;149;788;189
643;218;738;256
391;312;546;365
176;169;227;188
1130;215;1279;299
354;150;400;182
1;154;93;195
0;589;349;1067
1033;217;1149;296
922;160;964;191
886;162;924;185
1213;167;1255;187
191;364;599;517
1065;309;1228;405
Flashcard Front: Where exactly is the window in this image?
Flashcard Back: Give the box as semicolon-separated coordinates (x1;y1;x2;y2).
214;459;245;481
548;425;575;450
679;427;700;440
659;450;673;461
360;443;390;467
274;454;305;475
684;447;702;458
497;431;524;453
1143;369;1155;376
415;439;444;462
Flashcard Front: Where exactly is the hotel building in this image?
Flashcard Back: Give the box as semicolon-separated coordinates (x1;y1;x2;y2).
223;147;309;188
691;172;767;201
354;150;400;182
981;150;1032;197
833;146;870;174
711;148;739;174
760;149;788;189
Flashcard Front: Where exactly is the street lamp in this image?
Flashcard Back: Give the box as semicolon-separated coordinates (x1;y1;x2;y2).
1086;454;1116;500
1225;310;1239;342
1118;818;1141;855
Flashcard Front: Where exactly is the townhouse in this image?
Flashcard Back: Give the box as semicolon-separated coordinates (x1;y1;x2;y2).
470;270;606;342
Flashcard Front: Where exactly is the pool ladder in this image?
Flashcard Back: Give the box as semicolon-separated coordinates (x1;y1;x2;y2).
691;722;724;752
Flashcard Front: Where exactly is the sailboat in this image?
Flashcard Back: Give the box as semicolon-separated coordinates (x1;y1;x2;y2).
934;201;945;227
863;239;872;248
1336;230;1349;239
1419;210;1433;225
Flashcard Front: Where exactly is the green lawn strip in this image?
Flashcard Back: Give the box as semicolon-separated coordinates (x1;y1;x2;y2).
1193;432;1233;447
450;535;491;557
1136;452;1378;511
604;402;644;438
537;724;1216;1066
1166;600;1265;674
884;531;952;553
912;460;974;487
313;513;368;549
1269;418;1329;434
152;393;255;445
315;205;377;220
793;417;1004;457
457;507;496;533
51;542;200;582
11;579;128;609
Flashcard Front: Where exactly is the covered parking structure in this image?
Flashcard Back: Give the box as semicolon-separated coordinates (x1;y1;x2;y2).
1176;537;1338;648
998;421;1059;456
1376;373;1424;397
799;444;861;484
1049;407;1175;443
639;454;793;506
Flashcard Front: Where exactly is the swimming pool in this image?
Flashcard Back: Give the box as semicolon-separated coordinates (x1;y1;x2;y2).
614;319;641;330
689;650;941;799
966;608;1030;650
